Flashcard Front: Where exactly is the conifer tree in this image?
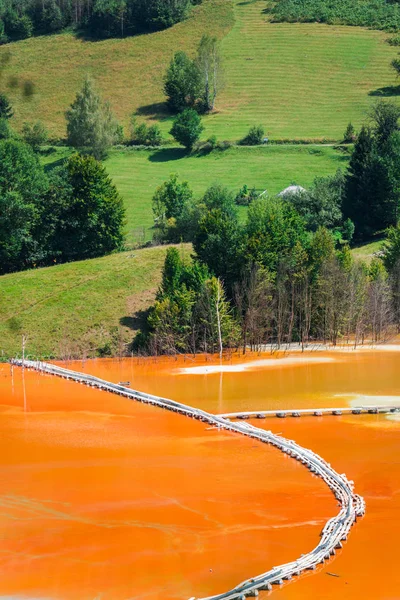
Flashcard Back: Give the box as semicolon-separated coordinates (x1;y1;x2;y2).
0;93;13;120
66;77;121;159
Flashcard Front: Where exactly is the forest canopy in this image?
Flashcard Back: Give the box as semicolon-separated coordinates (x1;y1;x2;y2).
0;0;201;42
271;0;400;32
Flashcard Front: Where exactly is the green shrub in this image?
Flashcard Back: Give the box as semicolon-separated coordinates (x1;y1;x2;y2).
193;135;218;154
388;34;400;46
22;121;48;152
240;125;265;146
170;108;204;150
235;185;258;206
130;117;163;146
216;140;232;151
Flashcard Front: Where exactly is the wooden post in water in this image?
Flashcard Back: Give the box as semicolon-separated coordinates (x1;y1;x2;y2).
22;334;27;412
22;334;26;369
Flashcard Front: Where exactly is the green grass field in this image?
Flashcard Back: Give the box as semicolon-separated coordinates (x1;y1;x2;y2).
210;0;400;140
0;0;233;138
352;240;384;263
104;145;348;245
0;245;190;359
1;0;399;140
43;145;349;246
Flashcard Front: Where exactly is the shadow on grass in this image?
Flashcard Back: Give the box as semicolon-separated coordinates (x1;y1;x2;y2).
120;310;150;332
136;102;170;119
43;157;68;173
334;153;351;162
75;27;155;43
121;309;151;351
369;85;400;97
148;148;188;162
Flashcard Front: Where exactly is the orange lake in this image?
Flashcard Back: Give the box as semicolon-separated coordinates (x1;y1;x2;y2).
0;349;399;599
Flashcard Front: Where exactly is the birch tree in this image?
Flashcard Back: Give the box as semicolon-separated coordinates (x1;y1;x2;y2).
196;34;222;112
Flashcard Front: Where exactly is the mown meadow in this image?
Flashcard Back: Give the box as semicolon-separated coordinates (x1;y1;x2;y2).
42;144;349;245
106;145;349;244
0;245;190;358
1;0;399;141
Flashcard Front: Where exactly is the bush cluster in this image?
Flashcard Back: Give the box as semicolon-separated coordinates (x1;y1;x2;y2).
130;117;163;147
239;125;265;146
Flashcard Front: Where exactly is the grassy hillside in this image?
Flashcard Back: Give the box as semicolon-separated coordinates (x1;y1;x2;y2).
0;245;190;359
352;240;384;263
85;145;346;245
1;0;399;140
0;0;233;137
211;0;400;140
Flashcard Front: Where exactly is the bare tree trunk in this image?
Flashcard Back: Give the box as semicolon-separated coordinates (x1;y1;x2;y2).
216;279;223;359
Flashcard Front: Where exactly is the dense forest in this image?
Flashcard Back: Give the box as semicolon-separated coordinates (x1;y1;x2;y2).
0;0;201;42
134;102;400;355
138;186;400;355
271;0;400;32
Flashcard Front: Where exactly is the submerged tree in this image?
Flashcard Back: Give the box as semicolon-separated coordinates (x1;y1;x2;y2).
195;277;239;357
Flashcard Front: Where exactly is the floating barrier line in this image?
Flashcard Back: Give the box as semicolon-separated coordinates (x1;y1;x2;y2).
11;359;366;600
221;406;400;420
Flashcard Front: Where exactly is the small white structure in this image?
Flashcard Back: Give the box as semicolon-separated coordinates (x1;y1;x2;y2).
278;185;306;198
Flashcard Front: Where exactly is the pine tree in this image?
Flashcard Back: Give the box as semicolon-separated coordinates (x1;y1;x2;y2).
343;126;375;238
66;77;121;159
0;94;13;120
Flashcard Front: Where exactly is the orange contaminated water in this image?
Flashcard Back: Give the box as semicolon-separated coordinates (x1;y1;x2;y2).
0;349;399;599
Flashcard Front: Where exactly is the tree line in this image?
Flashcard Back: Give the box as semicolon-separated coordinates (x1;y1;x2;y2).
0;140;125;274
271;0;400;32
138;191;400;356
0;0;200;42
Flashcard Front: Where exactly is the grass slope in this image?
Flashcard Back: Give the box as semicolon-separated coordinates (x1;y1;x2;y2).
0;0;233;137
352;240;384;263
105;145;349;244
1;0;399;140
0;245;190;359
208;0;400;141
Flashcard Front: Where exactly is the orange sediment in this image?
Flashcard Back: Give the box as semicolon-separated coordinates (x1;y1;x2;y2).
0;350;399;599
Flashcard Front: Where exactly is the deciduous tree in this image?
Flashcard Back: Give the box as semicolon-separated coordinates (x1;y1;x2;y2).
170;108;203;150
196;34;222;112
164;51;202;113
